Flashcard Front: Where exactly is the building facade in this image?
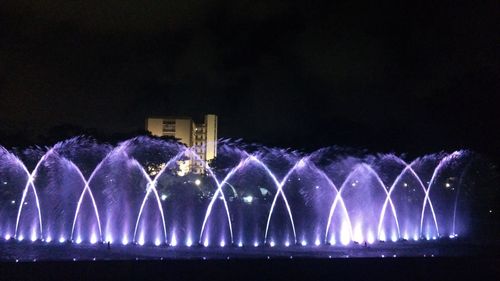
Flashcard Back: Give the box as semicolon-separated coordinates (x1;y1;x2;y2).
146;114;218;174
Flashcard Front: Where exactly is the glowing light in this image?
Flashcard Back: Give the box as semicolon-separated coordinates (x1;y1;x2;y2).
194;179;201;186
353;224;363;243
90;234;98;244
17;235;24;241
391;233;398;242
379;231;386;242
340;222;351;245
285;241;290;247
59;237;65;243
203;239;209;247
242;195;253;204
269;241;275;247
254;242;259;247
238;242;243;247
186;238;193;247
161;194;167;201
76;237;82;244
11;200;15;205
329;237;336;245
220;241;225;247
432;236;437;240
366;232;375;244
45;236;52;243
301;240;307;246
170;234;177;246
315;239;321;246
105;235;113;244
413;234;419;241
155;238;161;246
122;237;129;245
445;183;451;188
138;237;145;246
5;234;11;240
30;231;37;242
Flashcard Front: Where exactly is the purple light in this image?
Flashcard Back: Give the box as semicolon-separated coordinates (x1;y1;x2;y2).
90;234;98;244
138;237;145;246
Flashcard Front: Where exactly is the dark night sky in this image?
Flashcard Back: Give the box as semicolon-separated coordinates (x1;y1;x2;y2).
0;0;498;156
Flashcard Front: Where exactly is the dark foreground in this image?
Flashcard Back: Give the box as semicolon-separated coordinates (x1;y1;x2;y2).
0;257;499;281
0;240;498;281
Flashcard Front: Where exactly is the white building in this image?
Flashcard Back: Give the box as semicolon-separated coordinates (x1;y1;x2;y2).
146;114;218;174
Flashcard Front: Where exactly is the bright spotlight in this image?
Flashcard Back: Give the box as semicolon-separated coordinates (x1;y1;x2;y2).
238;242;243;247
4;234;11;240
45;236;52;243
122;237;129;245
301;240;307;246
391;234;398;242
106;235;113;244
59;237;65;243
367;232;375;244
155;239;161;246
242;195;253;204
90;234;98;244
170;235;178;246
194;179;201;186
269;241;275;247
285;241;290;247
253;242;259;247
161;194;167;201
17;235;24;241
186;238;193;247
76;237;82;244
138;238;145;246
220;241;225;247
315;239;321;246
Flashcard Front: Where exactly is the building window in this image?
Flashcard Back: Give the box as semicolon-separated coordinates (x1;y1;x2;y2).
163;120;175;133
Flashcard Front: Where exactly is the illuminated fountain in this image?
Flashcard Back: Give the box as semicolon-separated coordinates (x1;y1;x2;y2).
0;137;474;250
